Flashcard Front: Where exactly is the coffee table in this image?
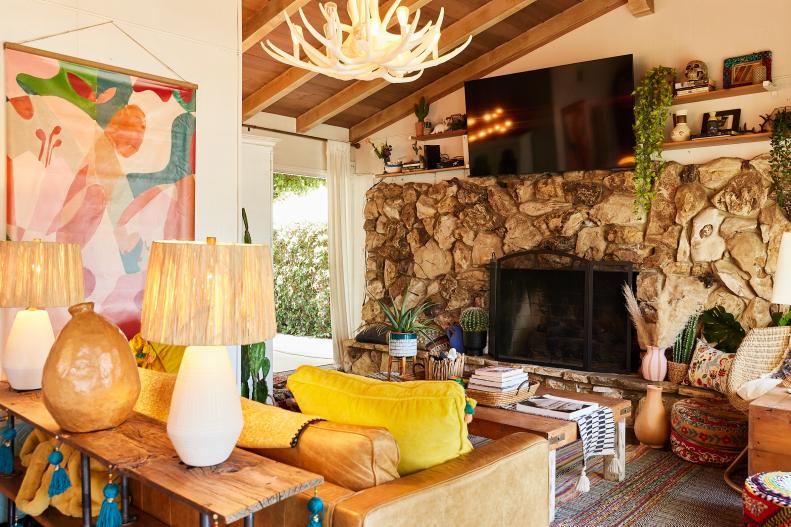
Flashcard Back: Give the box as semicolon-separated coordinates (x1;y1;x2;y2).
468;387;632;522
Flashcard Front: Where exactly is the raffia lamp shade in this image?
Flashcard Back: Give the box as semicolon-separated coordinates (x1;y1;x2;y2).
772;232;791;305
140;239;276;346
0;240;84;308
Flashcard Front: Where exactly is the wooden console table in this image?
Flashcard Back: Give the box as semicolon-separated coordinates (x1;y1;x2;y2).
0;384;322;526
749;387;791;474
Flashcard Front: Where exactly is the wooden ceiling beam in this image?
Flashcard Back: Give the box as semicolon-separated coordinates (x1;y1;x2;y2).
243;0;313;53
242;0;433;122
349;0;627;143
295;0;539;133
627;0;654;17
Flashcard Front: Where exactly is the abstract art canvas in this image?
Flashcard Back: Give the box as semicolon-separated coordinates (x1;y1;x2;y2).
4;45;195;337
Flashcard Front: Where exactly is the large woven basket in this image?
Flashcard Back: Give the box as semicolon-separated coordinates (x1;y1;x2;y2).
466;380;539;408
726;326;791;413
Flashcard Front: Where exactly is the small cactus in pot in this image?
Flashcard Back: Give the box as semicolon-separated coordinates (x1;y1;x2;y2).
460;307;489;356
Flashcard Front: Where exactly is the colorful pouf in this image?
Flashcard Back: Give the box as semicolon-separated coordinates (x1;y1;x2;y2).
743;472;791;527
670;398;747;466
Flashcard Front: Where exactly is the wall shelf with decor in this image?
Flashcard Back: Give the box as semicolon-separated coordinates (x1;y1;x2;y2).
377;166;469;178
662;131;770;150
671;83;769;105
415;129;467;141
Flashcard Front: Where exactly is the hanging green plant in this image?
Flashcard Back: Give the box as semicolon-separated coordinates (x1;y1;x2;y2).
632;66;674;213
770;108;791;220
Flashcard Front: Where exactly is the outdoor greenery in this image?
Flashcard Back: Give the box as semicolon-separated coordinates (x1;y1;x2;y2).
632;66;674;213
273;223;332;338
701;306;745;354
770;108;791;219
273;172;324;201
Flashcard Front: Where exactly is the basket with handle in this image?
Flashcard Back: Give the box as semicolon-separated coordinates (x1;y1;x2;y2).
466;380;540;408
726;326;791;413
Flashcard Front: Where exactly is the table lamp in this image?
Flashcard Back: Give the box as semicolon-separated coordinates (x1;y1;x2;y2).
0;240;84;390
140;238;276;467
772;232;791;308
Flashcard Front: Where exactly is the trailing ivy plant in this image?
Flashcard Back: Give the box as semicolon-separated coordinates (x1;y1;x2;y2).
632;66;675;213
770;108;791;219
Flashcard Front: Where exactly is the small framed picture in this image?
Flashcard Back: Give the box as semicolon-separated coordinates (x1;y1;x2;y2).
701;109;741;136
723;51;772;88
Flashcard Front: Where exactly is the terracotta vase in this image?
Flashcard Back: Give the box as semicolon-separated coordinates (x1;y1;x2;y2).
42;302;141;432
641;345;667;382
634;385;669;449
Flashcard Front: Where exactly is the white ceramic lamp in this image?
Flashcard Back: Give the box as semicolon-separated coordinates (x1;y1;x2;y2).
772;232;791;305
0;240;84;390
141;238;276;467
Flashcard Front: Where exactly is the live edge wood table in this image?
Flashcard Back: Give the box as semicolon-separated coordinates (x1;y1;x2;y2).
468;387;632;522
0;383;323;527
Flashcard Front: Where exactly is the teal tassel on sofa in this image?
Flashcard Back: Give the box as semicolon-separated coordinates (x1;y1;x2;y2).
0;425;16;475
307;489;323;527
47;446;71;497
96;481;121;527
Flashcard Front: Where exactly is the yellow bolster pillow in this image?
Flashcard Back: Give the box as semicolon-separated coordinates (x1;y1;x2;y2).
287;366;473;475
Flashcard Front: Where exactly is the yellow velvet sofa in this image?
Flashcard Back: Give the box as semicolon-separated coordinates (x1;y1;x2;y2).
136;419;550;527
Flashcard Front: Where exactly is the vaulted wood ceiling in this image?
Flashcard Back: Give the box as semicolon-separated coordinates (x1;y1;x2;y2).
242;0;648;142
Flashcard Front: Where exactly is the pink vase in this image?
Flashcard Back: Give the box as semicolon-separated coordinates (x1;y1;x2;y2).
641;345;667;382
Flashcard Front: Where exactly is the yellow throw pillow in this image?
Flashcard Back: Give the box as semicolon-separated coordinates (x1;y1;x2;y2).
287;366;473;475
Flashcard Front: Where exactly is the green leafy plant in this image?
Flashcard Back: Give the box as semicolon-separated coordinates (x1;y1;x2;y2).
366;139;393;163
373;288;436;339
273;173;324;201
632;66;675;213
414;96;430;123
460;307;488;332
771;309;791;327
770;108;791;219
240;208;271;404
672;312;700;364
700;306;746;354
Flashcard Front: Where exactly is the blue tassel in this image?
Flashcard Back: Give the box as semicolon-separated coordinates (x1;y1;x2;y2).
0;425;16;475
96;482;122;527
307;489;324;527
47;448;71;497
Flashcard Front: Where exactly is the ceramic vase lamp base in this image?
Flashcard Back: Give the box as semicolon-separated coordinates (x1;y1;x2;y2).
168;345;243;467
4;308;55;391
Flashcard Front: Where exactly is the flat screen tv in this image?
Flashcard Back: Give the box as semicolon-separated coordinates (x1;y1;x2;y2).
465;54;635;176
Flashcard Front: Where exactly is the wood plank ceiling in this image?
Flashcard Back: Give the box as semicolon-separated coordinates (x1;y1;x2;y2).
242;0;635;140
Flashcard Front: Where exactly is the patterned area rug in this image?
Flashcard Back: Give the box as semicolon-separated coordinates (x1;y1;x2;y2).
553;442;743;527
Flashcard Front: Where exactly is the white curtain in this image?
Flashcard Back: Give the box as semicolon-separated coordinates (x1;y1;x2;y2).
326;140;356;364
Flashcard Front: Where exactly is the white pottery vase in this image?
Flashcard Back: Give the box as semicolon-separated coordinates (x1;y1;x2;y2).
671;111;691;142
641;345;667;382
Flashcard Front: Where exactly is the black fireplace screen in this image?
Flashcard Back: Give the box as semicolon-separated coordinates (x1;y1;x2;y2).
488;251;637;373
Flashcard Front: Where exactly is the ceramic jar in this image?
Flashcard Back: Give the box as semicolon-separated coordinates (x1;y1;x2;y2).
634;385;670;449
671;110;691;142
641;345;667;382
42;302;141;432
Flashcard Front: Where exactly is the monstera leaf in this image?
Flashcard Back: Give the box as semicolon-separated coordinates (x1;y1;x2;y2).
700;306;746;354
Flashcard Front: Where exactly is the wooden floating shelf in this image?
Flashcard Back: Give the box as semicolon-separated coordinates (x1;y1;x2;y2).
662;131;770;150
415;129;467;141
671;83;767;105
377;166;468;178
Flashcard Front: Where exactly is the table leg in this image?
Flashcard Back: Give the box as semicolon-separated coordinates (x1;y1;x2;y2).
244;514;254;526
548;449;556;524
7;495;16;527
199;512;210;527
603;420;626;482
81;453;92;527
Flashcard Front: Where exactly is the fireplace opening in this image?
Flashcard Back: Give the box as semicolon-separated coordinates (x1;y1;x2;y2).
488;250;638;373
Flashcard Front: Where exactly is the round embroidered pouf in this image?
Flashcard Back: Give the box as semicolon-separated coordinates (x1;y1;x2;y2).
743;472;791;527
670;398;747;465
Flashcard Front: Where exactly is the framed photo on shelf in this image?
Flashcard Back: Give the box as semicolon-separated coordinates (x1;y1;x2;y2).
723;51;772;88
701;109;741;136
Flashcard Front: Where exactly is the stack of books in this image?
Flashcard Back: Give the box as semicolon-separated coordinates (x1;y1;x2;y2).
675;80;715;96
467;367;528;393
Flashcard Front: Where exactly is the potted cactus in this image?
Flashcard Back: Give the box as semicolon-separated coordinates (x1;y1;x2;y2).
460;307;488;356
414;96;430;137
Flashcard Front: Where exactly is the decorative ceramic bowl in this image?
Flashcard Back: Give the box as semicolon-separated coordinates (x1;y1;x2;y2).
384;162;403;174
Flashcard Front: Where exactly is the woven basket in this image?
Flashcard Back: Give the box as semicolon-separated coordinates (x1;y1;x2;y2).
466;380;539;408
726;326;791;413
667;361;689;384
419;355;466;380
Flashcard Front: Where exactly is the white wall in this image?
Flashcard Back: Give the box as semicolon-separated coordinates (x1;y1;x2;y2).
356;0;791;175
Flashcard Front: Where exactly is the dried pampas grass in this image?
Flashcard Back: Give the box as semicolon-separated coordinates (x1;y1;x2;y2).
655;275;709;350
623;284;653;350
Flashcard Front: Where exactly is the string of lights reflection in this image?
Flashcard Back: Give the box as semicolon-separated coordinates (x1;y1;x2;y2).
468;108;513;142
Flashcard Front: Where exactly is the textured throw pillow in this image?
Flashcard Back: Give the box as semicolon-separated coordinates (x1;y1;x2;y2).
737;375;782;401
771;347;791;386
685;339;734;393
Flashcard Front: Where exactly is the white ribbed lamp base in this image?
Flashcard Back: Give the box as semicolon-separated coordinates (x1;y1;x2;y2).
4;309;55;390
167;345;243;467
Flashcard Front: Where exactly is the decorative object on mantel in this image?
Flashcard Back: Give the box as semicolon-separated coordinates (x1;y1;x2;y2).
460;307;488;356
700;109;741;137
669;312;701;384
420;347;465;380
261;0;472;82
671;110;691;142
42;302;141;433
141;237;276;467
675;60;713;96
446;324;464;354
414;96;431;137
769;108;791;220
723;50;772;89
384;161;403;173
632;66;675;212
634;385;669;449
0;240;84;391
367;139;394;172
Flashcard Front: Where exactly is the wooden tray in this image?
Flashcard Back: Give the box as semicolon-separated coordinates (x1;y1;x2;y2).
467;381;539;408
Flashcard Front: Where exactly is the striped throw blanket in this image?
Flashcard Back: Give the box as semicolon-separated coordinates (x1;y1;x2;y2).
573;407;615;492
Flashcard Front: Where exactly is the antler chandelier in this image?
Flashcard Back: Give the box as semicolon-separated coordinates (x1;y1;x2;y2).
261;0;472;82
